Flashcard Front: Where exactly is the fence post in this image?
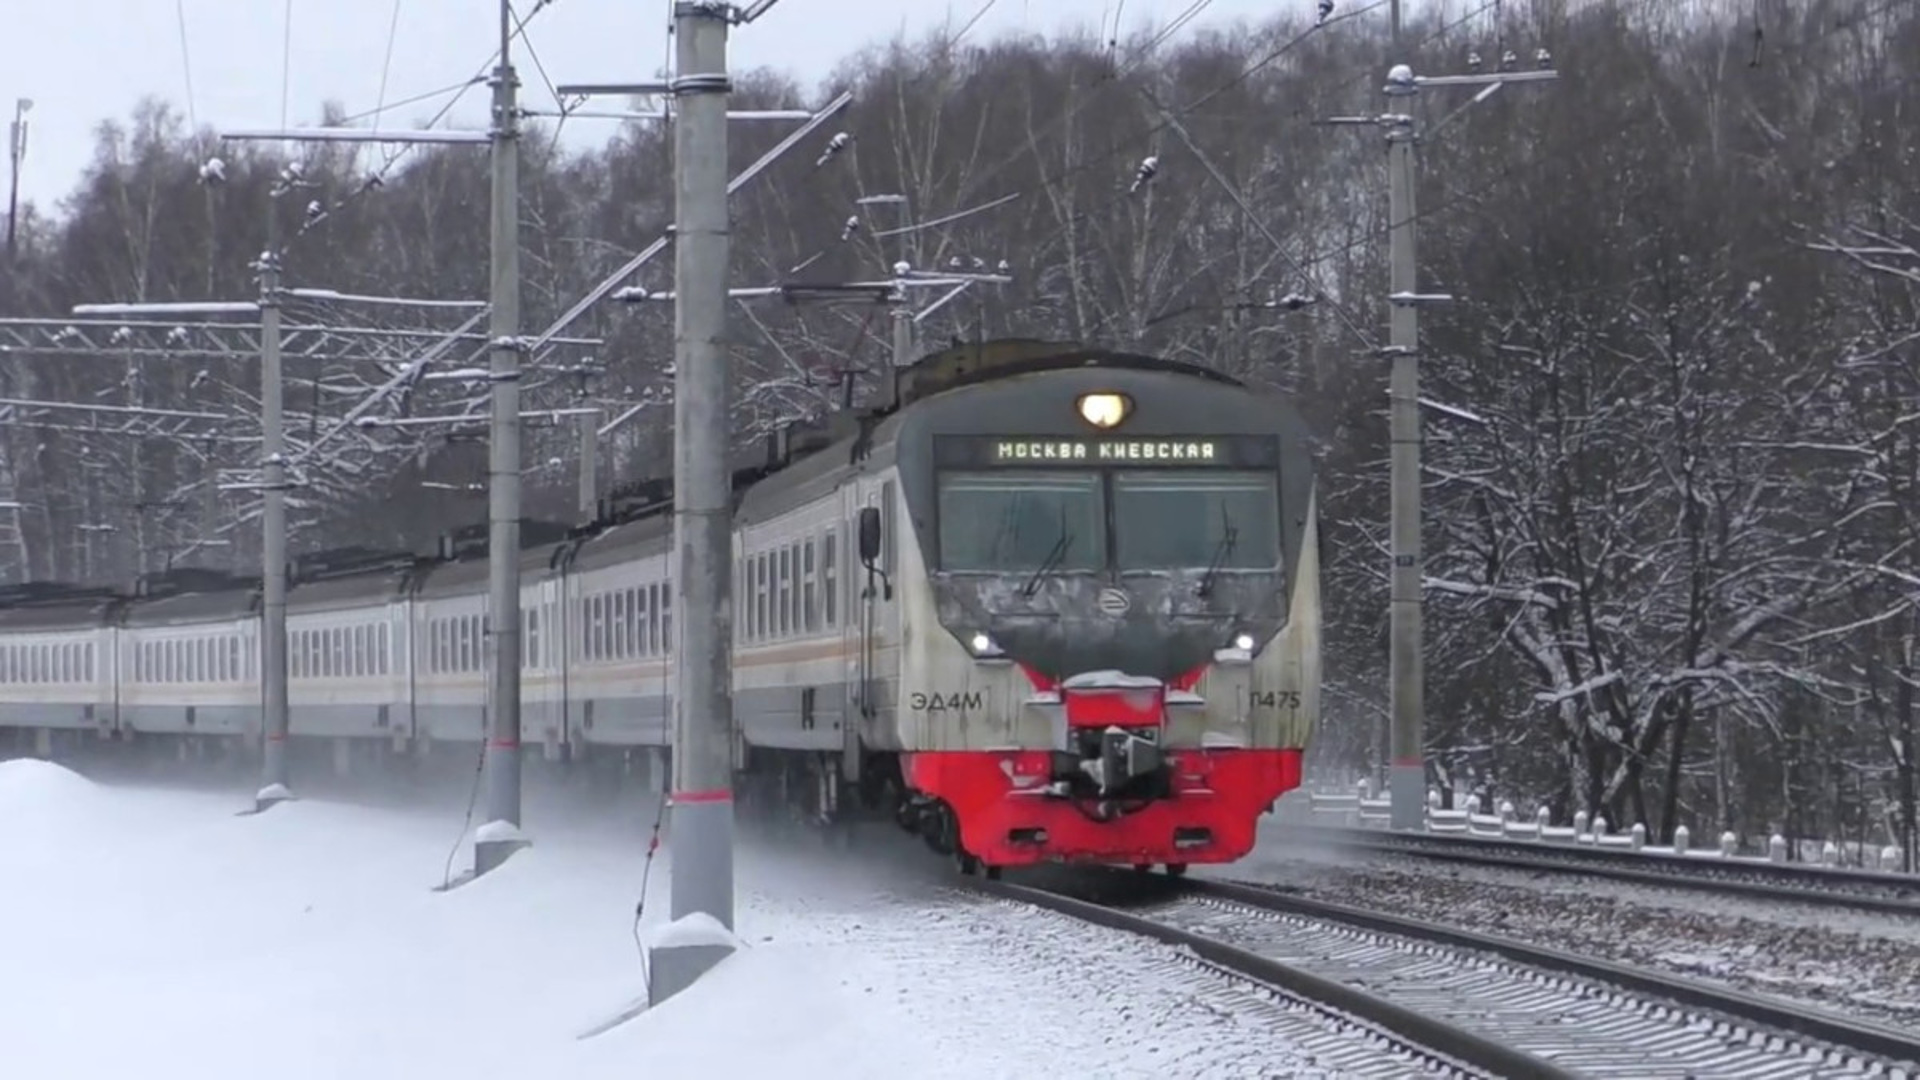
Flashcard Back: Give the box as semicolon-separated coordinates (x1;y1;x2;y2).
1768;834;1787;863
1719;830;1737;857
1673;824;1690;856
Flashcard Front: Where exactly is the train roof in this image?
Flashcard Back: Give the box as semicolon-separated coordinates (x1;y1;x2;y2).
287;546;428;613
122;569;258;627
411;519;577;599
0;582;121;632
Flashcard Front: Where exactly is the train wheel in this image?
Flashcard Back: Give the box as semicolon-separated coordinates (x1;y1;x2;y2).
956;848;980;876
984;865;1002;881
1131;863;1154;874
1164;862;1188;877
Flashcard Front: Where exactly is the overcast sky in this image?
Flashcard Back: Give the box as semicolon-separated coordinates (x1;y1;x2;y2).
5;0;1356;215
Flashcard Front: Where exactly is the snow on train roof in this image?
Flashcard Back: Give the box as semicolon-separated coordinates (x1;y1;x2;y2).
121;583;257;626
0;589;118;631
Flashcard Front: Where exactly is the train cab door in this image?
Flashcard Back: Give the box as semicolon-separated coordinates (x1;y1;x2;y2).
848;481;897;755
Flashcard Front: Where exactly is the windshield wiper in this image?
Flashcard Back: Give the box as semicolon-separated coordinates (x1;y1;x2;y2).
1022;513;1073;597
1197;505;1238;599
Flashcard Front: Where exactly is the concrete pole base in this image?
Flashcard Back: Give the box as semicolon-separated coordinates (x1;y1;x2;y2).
253;783;294;814
1388;763;1425;830
647;942;736;1007
474;835;531;877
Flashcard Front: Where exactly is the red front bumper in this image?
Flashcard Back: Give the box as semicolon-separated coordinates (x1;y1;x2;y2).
903;747;1302;867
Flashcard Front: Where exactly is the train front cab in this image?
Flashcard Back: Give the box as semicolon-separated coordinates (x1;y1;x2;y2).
876;360;1321;874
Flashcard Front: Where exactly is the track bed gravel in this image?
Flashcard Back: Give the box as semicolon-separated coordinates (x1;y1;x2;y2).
1217;832;1920;1027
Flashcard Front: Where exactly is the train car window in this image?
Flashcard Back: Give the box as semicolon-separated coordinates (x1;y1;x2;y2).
1112;471;1281;570
597;592;611;662
625;588;639;658
376;623;388;676
661;589;673;653
823;528;838;628
608;590;623;659
645;580;660;657
753;555;768;642
456;618;471;673
531;606;544;669
775;546;790;637
86;643;96;683
936;471;1106;572
619;589;634;659
803;539;818;633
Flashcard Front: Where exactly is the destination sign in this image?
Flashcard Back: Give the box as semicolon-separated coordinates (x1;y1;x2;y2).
992;439;1218;463
934;434;1278;469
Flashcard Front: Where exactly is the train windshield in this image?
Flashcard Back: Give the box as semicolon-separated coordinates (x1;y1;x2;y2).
937;471;1106;572
1112;471;1280;570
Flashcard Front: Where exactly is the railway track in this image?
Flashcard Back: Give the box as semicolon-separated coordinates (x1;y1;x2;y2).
1287;824;1920;917
982;871;1920;1079
970;879;1528;1078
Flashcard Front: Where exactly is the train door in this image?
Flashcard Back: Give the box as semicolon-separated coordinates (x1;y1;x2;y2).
849;480;897;744
536;577;564;752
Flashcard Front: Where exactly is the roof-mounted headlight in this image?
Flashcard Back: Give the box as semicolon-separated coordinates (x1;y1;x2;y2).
969;631;1006;658
1076;391;1132;429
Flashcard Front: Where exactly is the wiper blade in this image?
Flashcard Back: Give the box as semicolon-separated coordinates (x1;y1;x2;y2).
1198;506;1238;598
1022;516;1073;597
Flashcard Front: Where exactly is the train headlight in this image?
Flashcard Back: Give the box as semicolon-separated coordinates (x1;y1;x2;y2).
1076;391;1132;429
969;631;1005;658
1215;631;1257;663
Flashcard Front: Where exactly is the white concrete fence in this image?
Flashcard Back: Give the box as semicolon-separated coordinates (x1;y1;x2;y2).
1280;779;1913;876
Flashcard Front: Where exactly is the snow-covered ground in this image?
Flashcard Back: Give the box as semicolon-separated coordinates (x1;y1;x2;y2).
1;759;1349;1080
1217;813;1920;1026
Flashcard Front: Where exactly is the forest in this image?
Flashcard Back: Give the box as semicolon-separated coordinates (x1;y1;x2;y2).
0;0;1914;866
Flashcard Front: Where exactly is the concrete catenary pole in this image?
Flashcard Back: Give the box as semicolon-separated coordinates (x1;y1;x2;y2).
256;195;292;811
1383;66;1424;831
1362;31;1557;829
650;0;738;1005
475;0;527;874
578;412;598;518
